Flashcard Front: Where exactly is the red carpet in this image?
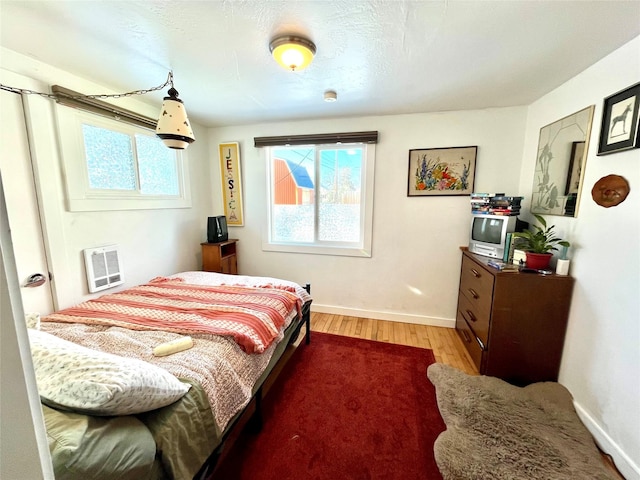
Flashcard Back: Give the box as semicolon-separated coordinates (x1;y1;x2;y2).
213;332;445;480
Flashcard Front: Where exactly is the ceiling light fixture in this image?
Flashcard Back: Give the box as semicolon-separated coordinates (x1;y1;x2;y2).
269;35;316;72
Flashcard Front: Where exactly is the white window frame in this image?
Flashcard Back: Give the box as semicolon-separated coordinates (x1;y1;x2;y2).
263;143;375;257
55;105;191;212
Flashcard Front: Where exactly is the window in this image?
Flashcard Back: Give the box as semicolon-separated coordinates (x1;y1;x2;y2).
56;106;190;211
264;142;375;257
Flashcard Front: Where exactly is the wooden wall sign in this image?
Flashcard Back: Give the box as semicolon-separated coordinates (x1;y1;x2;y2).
591;174;630;208
219;142;244;226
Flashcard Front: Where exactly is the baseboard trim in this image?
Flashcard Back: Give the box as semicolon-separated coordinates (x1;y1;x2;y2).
573;401;639;480
310;303;455;329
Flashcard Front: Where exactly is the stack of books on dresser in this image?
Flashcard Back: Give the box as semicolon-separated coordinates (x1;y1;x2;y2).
487;259;520;271
470;193;523;216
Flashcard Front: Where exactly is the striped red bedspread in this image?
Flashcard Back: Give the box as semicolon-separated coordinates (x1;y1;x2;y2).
42;277;302;353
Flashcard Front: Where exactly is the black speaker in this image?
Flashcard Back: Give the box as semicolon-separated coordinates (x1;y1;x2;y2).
207;216;228;243
515;217;529;233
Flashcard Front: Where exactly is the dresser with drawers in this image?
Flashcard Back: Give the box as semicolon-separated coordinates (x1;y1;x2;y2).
456;249;575;385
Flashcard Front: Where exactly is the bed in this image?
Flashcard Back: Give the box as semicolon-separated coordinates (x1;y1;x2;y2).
29;271;313;480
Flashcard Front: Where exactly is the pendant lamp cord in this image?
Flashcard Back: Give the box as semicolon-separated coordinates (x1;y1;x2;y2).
0;71;174;101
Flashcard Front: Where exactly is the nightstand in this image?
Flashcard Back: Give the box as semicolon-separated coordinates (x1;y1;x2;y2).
201;239;238;274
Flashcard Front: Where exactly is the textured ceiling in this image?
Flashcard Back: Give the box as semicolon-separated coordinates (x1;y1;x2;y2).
1;0;639;127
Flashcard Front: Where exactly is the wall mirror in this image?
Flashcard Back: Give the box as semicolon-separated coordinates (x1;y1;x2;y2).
531;105;594;217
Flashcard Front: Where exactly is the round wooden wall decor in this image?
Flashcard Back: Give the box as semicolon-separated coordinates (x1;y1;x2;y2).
591;174;630;208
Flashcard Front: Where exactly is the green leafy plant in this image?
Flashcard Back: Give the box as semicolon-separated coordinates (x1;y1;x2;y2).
513;214;570;254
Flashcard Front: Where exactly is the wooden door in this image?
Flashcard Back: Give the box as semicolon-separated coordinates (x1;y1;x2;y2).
0;89;54;316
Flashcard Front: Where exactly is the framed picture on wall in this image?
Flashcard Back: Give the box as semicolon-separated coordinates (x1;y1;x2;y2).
407;146;477;196
530;105;594;217
597;82;640;155
565;141;585;195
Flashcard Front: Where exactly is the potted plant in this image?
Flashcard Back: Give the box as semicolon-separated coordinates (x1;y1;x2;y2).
512;214;570;270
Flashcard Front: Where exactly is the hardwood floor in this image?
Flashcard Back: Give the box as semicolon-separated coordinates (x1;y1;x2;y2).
309;312;478;375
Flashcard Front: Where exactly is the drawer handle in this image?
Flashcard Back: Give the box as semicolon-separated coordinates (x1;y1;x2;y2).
461;329;471;343
466;309;477;322
471;268;481;278
475;336;486;351
467;288;479;299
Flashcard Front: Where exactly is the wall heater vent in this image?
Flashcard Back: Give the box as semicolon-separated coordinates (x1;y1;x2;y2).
83;244;124;293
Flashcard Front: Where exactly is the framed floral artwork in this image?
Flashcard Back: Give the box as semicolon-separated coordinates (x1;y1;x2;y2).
407;146;477;196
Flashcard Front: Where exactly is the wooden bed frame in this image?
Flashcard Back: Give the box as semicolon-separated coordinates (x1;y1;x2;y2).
195;283;312;479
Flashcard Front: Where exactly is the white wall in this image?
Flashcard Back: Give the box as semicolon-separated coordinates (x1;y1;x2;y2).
209;107;527;326
0;49;213;309
518;36;640;479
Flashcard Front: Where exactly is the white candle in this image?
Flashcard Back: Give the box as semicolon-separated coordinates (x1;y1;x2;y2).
556;259;570;276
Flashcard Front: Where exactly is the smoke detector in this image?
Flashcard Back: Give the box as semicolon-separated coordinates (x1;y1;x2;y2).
324;90;337;102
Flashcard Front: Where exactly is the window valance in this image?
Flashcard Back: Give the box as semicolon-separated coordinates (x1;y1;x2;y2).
51;85;157;130
254;131;378;147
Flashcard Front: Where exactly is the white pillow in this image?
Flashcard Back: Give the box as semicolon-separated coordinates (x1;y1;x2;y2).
28;329;190;416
